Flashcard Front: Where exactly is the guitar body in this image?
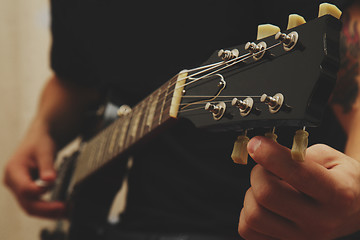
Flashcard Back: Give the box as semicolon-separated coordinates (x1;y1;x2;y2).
46;13;342;240
67;156;128;240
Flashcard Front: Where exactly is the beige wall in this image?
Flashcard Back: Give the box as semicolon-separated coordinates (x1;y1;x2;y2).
0;0;53;239
0;2;127;239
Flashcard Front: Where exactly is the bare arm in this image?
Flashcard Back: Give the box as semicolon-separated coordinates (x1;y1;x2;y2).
3;75;103;218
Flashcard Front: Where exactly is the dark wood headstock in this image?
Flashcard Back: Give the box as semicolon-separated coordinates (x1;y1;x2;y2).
177;15;341;132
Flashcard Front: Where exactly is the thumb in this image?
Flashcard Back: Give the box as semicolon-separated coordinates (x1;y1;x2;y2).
36;138;56;182
247;136;335;201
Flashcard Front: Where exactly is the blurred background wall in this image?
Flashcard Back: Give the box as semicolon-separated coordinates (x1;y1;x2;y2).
0;0;53;239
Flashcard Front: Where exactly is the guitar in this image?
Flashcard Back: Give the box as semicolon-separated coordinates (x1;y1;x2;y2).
42;5;342;240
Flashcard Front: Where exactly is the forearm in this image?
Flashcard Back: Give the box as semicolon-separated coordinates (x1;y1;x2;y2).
34;75;104;147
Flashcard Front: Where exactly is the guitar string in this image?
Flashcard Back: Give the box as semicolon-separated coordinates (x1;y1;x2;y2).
175;52;253;87
181;95;263;99
176;42;282;90
80;44;281;178
176;42;283;112
129;41;283;116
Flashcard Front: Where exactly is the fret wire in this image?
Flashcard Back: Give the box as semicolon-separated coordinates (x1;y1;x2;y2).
127;108;138;144
91;129;107;169
93;137;103;168
128;100;146;146
94;127;108;167
107;121;121;158
131;100;145;143
101;123;117;164
158;81;171;125
161;77;177;123
146;89;160;131
111;120;124;160
87;140;97;172
118;112;133;151
139;94;152;137
135;100;147;142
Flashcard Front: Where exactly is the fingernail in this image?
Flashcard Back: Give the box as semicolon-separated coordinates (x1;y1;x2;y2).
248;137;262;155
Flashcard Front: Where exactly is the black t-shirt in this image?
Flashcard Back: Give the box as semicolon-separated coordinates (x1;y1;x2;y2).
50;0;349;236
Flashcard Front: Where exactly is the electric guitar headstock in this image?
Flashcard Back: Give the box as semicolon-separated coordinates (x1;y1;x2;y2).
171;3;342;163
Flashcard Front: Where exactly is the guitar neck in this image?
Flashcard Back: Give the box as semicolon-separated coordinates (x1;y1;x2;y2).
70;71;187;188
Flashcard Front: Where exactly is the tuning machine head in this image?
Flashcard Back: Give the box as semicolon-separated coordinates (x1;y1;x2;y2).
245;41;267;61
205;102;226;121
232;97;255;117
218;49;239;61
275;31;299;51
261;93;284;113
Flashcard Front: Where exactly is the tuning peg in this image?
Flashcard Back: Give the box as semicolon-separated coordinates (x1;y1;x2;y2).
275;31;299;51
291;128;309;162
231;133;250;165
265;127;278;142
260;93;284;113
245;41;267;60
318;3;342;19
218;49;239;61
287;14;306;30
231;97;253;117
257;24;280;40
205;102;226;121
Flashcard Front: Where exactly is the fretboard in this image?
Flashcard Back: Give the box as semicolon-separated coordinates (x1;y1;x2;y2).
70;71;187;188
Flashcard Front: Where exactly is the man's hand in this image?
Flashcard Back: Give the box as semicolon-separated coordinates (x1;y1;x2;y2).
238;136;360;240
4;119;66;219
3;75;102;219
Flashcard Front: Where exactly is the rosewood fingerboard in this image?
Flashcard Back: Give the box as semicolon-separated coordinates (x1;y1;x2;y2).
68;72;187;190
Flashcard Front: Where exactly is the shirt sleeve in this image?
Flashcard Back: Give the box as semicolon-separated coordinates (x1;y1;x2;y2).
50;0;100;87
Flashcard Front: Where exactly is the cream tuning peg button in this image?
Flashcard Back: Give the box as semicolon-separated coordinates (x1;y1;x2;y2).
231;135;250;165
257;24;281;40
318;3;342;19
287;14;306;30
291;129;309;162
